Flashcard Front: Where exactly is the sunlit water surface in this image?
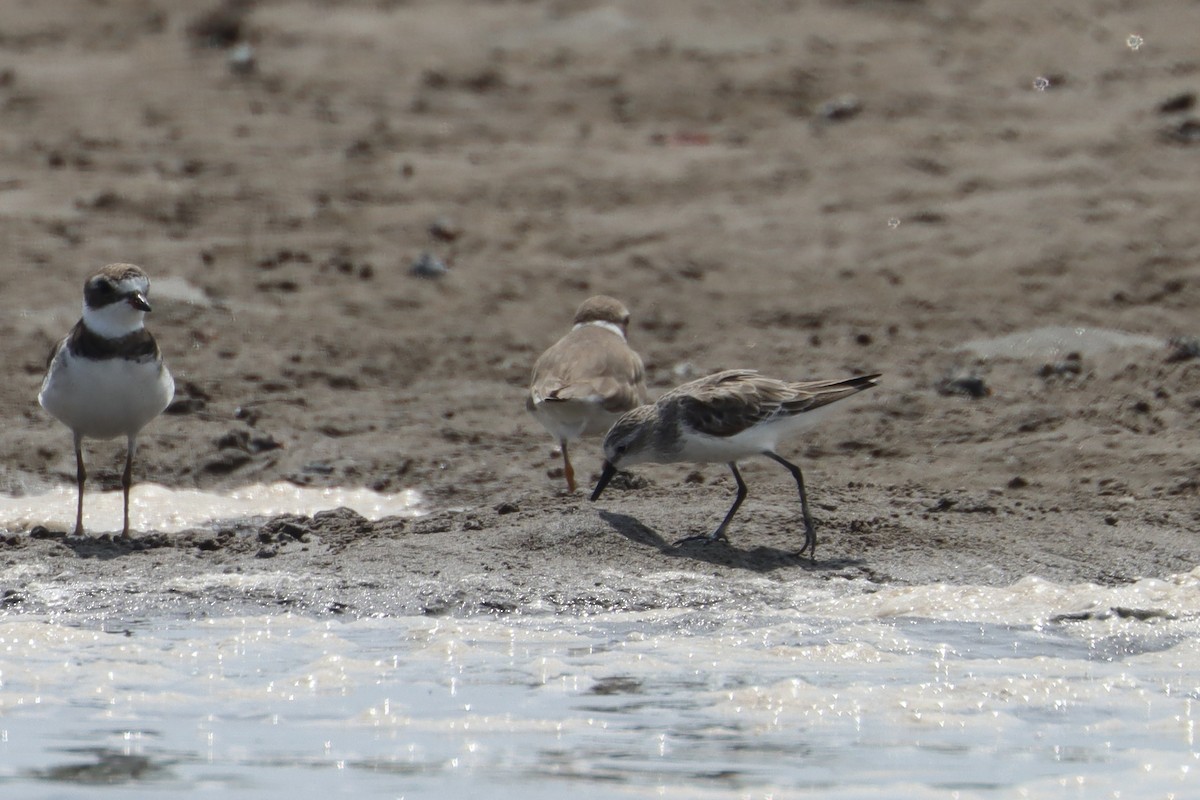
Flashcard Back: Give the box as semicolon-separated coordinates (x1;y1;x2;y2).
2;570;1198;798
1;483;1197;797
0;483;424;534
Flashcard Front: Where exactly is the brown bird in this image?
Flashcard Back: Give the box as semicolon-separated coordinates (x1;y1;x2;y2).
527;296;647;492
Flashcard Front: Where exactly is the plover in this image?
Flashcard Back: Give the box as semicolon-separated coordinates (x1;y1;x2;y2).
590;369;879;558
39;264;175;537
527;295;647;492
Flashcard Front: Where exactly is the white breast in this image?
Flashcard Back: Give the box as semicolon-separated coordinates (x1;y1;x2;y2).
39;349;174;440
674;404;838;464
530;398;622;442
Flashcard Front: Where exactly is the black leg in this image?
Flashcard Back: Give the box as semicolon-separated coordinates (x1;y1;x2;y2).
764;452;817;560
121;435;135;538
73;432;85;536
675;462;746;545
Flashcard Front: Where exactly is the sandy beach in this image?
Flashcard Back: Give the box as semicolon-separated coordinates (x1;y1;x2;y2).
2;0;1199;615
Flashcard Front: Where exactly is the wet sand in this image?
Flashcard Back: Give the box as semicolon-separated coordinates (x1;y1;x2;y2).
2;1;1199;615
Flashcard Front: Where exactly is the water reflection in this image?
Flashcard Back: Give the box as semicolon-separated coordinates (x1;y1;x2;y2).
32;747;174;785
1;573;1198;797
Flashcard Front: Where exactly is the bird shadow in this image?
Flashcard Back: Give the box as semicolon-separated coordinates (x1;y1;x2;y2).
27;526;167;560
598;511;864;573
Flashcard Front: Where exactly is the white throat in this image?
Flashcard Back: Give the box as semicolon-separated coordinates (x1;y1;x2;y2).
573;320;626;340
82;300;146;339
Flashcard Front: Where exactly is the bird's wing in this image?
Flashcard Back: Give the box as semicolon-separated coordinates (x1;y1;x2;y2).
529;327;645;413
670;370;879;437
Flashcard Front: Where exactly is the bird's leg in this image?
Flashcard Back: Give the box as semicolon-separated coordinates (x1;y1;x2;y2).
675;462;746;545
765;452;816;560
560;439;576;493
73;432;85;536
121;435;136;538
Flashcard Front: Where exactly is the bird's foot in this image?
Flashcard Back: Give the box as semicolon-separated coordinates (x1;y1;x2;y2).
797;526;817;562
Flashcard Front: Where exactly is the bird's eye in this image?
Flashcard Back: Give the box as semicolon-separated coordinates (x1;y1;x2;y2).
94;280;115;294
615;443;628;456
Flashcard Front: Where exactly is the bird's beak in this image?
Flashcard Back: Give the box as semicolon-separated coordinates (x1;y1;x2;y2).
128;292;152;312
590;461;617;501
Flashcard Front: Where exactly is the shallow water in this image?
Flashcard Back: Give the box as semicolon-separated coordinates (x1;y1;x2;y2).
2;571;1198;798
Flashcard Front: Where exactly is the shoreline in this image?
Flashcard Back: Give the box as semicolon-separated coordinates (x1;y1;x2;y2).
4;476;1197;619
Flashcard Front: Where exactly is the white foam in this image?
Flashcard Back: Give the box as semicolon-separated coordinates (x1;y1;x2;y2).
804;569;1200;626
0;482;424;534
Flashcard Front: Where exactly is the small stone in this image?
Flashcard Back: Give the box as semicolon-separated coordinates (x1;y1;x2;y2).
187;1;248;49
1162;118;1200;145
1039;352;1083;379
166;397;206;415
816;94;862;122
428;216;461;243
1158;92;1196;114
937;371;990;398
202;449;252;474
248;434;283;453
410;252;448;279
216;429;250;450
227;43;256;75
1166;336;1200;362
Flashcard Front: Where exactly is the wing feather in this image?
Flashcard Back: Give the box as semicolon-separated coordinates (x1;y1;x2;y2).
668;369;879;438
529;326;646;413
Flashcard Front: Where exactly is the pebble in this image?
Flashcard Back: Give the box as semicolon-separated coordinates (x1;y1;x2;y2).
411;252;448;279
1166;335;1200;362
937;370;990;398
428;216;462;243
1162;118;1200;144
1158;92;1195;114
227;43;256;75
816;94;863;122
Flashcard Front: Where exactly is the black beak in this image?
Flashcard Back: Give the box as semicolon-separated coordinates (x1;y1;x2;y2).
128;292;152;312
590;461;617;501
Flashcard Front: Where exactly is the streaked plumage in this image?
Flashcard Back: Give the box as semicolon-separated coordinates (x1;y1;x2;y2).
591;369;879;558
527;295;647;492
39;264;175;537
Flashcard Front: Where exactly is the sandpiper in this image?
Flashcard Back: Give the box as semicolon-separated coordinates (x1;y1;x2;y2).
591;369;879;558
